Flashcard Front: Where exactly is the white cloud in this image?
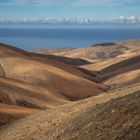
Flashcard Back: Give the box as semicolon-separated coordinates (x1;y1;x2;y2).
1;16;140;24
111;16;140;23
119;15;140;23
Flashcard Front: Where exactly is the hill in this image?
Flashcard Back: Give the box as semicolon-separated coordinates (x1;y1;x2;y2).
0;39;140;140
31;39;140;61
0;83;139;140
0;43;107;126
100;55;140;82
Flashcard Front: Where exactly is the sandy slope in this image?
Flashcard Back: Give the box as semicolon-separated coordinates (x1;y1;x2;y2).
0;77;69;107
0;83;139;140
81;57;127;71
0;39;140;139
82;53;140;89
0;43;106;101
32;39;140;61
0;43;107;126
120;39;140;49
100;55;140;82
52;44;126;60
0;43;28;57
0;56;105;100
104;69;140;88
0;103;39;126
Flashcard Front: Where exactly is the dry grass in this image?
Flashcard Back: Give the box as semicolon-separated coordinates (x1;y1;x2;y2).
33;39;140;61
0;103;39;126
0;39;140;139
0;43;107;126
0;83;140;140
104;69;140;88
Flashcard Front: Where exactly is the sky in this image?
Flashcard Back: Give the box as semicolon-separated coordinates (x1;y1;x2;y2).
0;0;140;21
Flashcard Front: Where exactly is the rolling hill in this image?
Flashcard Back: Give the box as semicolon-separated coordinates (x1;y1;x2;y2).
0;39;140;140
0;83;139;140
31;39;140;61
0;43;107;127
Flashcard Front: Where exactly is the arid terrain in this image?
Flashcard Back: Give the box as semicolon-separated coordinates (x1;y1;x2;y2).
0;39;140;140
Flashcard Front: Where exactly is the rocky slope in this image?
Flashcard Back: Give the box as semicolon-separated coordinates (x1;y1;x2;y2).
0;83;139;140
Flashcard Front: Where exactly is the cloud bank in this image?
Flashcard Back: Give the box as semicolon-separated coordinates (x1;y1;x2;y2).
0;16;140;24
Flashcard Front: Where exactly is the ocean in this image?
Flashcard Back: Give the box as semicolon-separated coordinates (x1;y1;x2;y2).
0;25;140;50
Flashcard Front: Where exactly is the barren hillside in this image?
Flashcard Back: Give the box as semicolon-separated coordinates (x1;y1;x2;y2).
0;43;107;126
0;39;140;140
31;39;140;61
0;83;139;140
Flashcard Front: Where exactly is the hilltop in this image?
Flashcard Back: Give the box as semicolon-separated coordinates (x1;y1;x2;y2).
31;39;140;61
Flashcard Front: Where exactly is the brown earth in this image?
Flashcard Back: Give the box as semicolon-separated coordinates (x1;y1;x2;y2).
0;83;139;140
0;43;107;127
31;39;140;61
0;39;140;139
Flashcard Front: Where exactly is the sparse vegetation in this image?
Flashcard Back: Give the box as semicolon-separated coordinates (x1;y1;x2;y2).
0;39;140;140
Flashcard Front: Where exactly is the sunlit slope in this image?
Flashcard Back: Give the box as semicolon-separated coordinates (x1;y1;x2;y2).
120;39;140;49
104;69;140;88
0;40;140;139
100;55;140;81
0;44;106;101
81;53;140;89
0;43;28;57
0;77;68;107
53;43;126;59
0;43;108;126
0;83;139;140
0;56;105;100
0;103;39;126
52;39;140;61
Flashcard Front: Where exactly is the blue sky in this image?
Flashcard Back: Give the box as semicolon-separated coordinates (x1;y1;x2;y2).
0;0;140;21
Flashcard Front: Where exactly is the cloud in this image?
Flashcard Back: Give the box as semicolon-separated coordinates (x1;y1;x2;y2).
118;15;140;23
1;16;140;24
110;16;140;23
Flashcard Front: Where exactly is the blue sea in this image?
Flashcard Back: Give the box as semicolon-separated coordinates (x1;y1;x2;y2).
0;25;140;50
